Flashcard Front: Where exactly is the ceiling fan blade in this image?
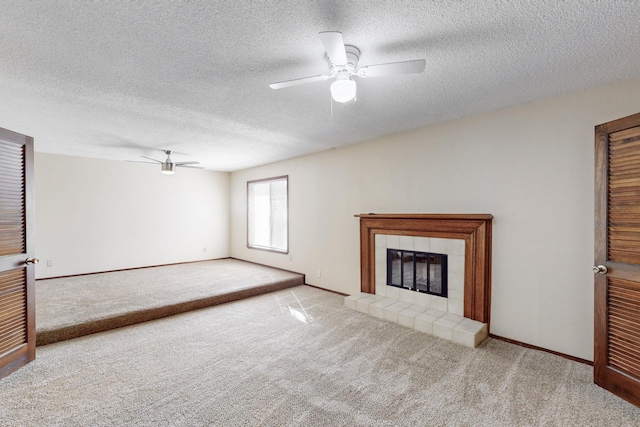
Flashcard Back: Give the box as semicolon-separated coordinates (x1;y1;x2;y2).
126;160;158;164
358;59;426;77
139;156;163;163
318;31;347;65
269;74;330;89
177;165;204;169
175;161;200;166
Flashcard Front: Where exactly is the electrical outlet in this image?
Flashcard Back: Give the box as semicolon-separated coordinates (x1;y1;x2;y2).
46;260;53;267
316;270;321;278
203;247;207;253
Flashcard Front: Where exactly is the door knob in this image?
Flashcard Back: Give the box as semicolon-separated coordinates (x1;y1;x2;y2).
24;257;39;265
593;265;608;274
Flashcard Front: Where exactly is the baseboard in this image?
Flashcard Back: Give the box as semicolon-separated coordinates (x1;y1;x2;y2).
305;283;349;296
489;334;593;366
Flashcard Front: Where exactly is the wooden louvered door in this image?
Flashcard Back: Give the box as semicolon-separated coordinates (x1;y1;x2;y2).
0;127;35;379
595;112;640;407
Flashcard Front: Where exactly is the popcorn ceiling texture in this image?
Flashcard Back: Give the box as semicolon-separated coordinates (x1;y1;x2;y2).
0;1;639;171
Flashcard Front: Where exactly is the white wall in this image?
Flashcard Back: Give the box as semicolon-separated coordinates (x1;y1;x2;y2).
230;77;640;361
35;153;229;279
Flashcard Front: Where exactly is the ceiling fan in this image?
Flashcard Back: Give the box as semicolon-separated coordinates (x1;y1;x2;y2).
269;31;426;103
128;150;203;175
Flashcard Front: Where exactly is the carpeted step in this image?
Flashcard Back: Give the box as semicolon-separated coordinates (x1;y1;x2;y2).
37;276;303;346
36;259;305;346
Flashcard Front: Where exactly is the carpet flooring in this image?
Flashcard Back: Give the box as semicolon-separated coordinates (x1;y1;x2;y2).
3;285;640;426
36;259;304;345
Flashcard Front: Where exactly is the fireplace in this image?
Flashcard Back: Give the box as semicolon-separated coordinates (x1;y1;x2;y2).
345;213;493;348
356;213;492;324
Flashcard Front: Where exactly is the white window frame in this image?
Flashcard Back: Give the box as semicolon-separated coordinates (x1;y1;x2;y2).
247;175;288;254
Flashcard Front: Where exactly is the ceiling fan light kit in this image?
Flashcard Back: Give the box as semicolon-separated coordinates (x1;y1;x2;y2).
330;78;357;103
161;162;176;175
269;31;426;104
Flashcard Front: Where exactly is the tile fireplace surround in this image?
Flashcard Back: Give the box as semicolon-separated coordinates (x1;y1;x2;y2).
346;214;493;348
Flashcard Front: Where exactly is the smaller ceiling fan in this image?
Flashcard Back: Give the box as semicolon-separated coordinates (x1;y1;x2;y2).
269;31;426;103
127;150;203;175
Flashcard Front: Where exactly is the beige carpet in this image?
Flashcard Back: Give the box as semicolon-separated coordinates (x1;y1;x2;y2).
36;258;304;345
3;285;640;426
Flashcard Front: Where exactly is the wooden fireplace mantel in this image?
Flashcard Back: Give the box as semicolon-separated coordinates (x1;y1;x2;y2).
356;213;493;324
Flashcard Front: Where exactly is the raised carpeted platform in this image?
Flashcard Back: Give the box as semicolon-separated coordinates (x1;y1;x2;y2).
36;258;304;345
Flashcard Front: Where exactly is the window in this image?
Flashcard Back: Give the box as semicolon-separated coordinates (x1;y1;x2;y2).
247;176;288;253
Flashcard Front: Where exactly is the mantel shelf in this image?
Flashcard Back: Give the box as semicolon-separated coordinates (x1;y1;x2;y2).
355;213;493;221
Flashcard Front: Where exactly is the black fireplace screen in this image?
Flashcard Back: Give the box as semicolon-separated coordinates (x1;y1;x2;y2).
387;249;448;297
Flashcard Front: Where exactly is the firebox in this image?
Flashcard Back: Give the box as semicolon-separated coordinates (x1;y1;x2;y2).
387;249;448;298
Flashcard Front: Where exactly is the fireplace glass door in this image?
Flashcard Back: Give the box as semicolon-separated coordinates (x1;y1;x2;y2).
387;249;447;297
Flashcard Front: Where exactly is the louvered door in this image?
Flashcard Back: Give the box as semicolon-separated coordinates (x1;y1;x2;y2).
594;112;640;407
0;127;35;379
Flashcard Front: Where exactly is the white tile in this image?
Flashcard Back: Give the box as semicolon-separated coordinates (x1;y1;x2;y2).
455;318;486;333
375;260;387;289
414;309;445;334
386;235;400;249
448;297;464;316
375;234;387;248
375;245;387;265
448;289;464;300
448;272;465;292
398;305;428;328
430;238;448;253
453;319;488;348
398;235;415;251
356;294;385;314
383;301;412;323
424;308;447;318
369;298;398;319
447;239;465;256
398;288;415;304
375;280;386;296
428;294;448;312
448;255;465;274
385;285;400;300
442;312;464;323
432;313;463;341
432;323;454;341
414;237;430;252
344;293;368;310
412;291;431;308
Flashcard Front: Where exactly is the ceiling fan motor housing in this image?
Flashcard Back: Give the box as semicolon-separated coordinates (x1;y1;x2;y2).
327;45;360;76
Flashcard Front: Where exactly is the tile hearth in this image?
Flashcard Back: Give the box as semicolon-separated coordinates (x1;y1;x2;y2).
344;292;488;348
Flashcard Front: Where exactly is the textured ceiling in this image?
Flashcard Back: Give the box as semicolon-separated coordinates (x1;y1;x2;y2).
1;1;639;172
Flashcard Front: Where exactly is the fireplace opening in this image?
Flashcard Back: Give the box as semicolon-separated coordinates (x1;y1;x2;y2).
387;249;448;298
